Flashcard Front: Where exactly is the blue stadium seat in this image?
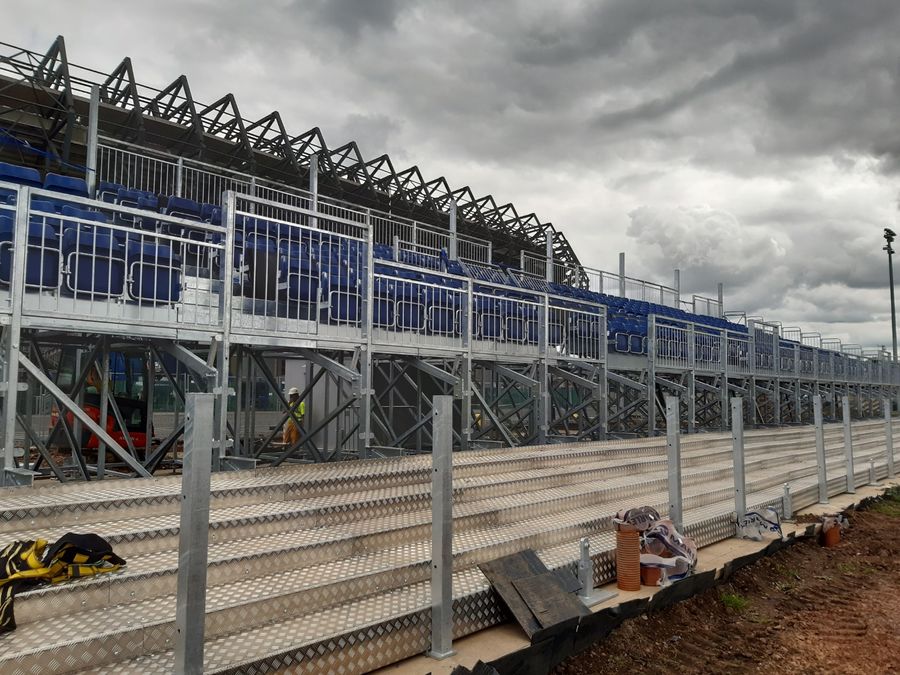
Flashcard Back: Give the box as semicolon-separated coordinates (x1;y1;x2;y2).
373;243;394;261
0;214;60;290
164;195;201;220
373;276;395;328
319;254;361;323
44;173;89;198
279;243;318;304
98;181;125;203
61;205;117;239
0;162;42;204
62;227;126;298
115;189;159;231
474;295;502;339
30;200;62;231
127;241;181;304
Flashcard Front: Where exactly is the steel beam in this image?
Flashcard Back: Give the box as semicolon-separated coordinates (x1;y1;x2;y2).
19;354;151;477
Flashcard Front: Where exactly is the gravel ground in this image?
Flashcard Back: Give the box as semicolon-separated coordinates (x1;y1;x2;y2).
554;489;900;675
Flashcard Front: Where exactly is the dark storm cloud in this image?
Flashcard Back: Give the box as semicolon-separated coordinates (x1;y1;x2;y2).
3;0;900;345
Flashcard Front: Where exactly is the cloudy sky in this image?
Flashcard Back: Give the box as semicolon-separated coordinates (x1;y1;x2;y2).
6;0;900;347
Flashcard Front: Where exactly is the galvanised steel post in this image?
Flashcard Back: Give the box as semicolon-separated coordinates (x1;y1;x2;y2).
842;395;855;494
731;397;746;532
665;395;683;532
814;394;828;504
885;397;895;479
429;395;454;659
174;393;214;675
86;85;100;195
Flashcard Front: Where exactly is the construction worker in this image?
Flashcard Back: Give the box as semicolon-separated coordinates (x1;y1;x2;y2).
282;386;306;446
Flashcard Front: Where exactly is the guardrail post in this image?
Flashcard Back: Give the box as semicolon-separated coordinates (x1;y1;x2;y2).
869;458;876;485
618;252;626;297
885;397;895;479
429;395;454;659
842;395;855;493
449;200;458;261
731;397;745;533
813;394;828;504
86;85;100;195
2;190;29;486
665;395;683;531
175;156;184;197
174;393;214;675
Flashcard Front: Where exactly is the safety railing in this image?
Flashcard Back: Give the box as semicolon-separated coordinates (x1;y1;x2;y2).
0;198;16;315
2;178;894;384
1;183;224;334
551;303;606;362
652;321;692;370
470;289;542;357
692;294;723;318
779;342;797;376
726;330;752;375
370;269;467;351
750;321;779;376
227;193;368;341
97;140;491;264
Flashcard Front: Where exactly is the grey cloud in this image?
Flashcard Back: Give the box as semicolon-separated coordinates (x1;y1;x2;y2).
3;1;900;346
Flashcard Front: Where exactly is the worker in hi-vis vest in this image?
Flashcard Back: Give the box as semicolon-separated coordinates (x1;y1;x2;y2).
283;386;306;446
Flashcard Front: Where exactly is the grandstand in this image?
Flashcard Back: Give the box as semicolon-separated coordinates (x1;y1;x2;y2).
0;36;893;483
0;34;896;674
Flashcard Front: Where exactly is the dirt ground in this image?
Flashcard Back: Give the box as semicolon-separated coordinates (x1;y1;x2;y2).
554;489;900;675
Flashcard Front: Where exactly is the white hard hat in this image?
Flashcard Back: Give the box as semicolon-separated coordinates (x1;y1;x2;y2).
288;387;300;396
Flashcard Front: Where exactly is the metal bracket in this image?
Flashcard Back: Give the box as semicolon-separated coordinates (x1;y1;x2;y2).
3;467;36;488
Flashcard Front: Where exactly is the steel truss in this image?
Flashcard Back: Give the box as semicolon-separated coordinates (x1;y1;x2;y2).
0;36;579;269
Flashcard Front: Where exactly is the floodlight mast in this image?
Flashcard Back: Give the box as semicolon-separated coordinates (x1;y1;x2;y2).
885;228;897;361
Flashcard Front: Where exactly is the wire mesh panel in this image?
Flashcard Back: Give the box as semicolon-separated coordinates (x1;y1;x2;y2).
16;189;223;333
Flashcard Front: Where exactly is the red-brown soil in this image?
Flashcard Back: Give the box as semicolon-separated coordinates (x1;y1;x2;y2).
554;490;900;675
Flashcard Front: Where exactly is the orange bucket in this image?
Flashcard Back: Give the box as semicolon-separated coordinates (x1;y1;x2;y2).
823;526;840;547
616;528;641;591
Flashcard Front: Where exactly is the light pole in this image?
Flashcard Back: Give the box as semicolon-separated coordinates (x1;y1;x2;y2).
885;228;897;361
